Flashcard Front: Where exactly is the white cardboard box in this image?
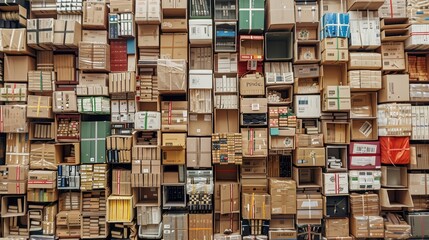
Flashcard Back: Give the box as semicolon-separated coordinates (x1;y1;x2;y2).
323;173;349;195
134;111;161;130
189;19;213;44
349;170;381;190
294;95;321;118
189;70;213;89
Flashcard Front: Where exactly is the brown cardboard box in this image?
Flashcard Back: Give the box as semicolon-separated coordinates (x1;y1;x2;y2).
0;165;28;181
294;147;325;166
351;215;384;238
295;2;319;23
269;128;295;150
269;230;296;239
0;29;32;54
27;95;53;119
162;133;186;165
321;64;347;88
241;178;268;193
350;193;380;216
269;179;296;215
266;0;294;30
348;70;382;90
27;18;54;49
408;173;428;195
240;98;268;114
324;86;351;99
323;122;351;144
379;74;410;103
112;169;132;195
0;105;28;133
241;158;267;178
381;166;408;188
110;0;134;13
410;144;429;170
380;188;414;208
293;167;323;188
325;218;349;238
78;43;110;71
214;182;240;214
294;64;319;78
296;134;324;147
0;181;27;194
6;133;30;165
136;0;161;23
54;54;76;82
161;101;188;132
240;73;265;96
323;173;349;195
321;38;348;52
323;98;351;111
160;33;188;60
28;170;56;189
215;213;240;234
157;59;187;93
348;0;384;10
242;193;271;220
163;213;188;240
270;215;295;230
189;214;213;240
52;91;78;113
241;128;268;157
161;18;187;32
348;52;382;70
351;119;378;141
350;92;377;118
296;193;323;222
4;55;35;82
186;137;211;168
138;24;159;48
188;113;212;136
53;20;82;48
322;49;349;63
83;2;107;29
381;42;406;71
82;30;108;43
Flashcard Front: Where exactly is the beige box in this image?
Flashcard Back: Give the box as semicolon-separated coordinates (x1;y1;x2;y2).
240;73;265;96
294;147;325;166
82;30;108;43
52;91;78;113
348;52;382;70
242;193;271;220
0;105;28;133
266;0;295;30
157;59;187;93
379;74;410;103
325;218;349;238
27;18;54;49
269;179;296;215
5;55;35;82
83;2;107;29
54;20;82;48
0;28;32;54
136;0;161;23
241;128;268;157
240;98;268;114
138;24;159;48
160;33;188;60
27;95;53;119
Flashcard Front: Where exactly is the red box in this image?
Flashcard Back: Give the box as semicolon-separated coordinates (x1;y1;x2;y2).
110;39;128;72
349;142;381;170
380;137;410;165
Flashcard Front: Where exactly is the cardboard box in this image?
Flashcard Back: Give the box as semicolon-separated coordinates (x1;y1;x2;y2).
240;73;265;96
0;105;28;133
349;170;381;190
28;170;56;189
0;181;27;194
296;193;323;222
134;111;161;130
52;91;78;113
5;133;30;165
296;134;324;147
323;122;351;144
112;169;132;196
350;193;380;216
161;101;188;132
189;214;213;240
160;33;188;60
407;213;429;238
188;113;212;136
189;19;213;44
0;28;32;54
351;119;378;141
348;52;382;70
137;24;159;48
270;215;295;230
135;0;161;23
381;42;406;71
214;214;240;235
28;71;56;92
161;18;187;32
212;133;242;164
408;173;429;195
323;98;351;112
269;179;296;215
186;137;211;168
406;24;429;50
241;178;267;193
266;32;293;61
5;55;36;82
162;133;186;165
325;218;349;238
238;0;264;33
240;98;267;114
82;30;108;43
78;43;110;71
379;74;410;103
0;165;28;181
110;0;134;13
320;38;348;52
266;0;294;30
239;35;264;61
324;86;350;99
323;173;349;195
380;188;413;208
378;103;412;136
378;0;406;18
348;0;384;10
27;95;53;119
321;64;347;87
241;128;267;157
294;148;325;167
242;193;271;220
348;70;382;90
80;121;110;164
349;11;381;49
294;95;321;118
321;49;349;63
381;166;408;188
269;128;295;150
241;158;267;178
293;167;323;188
269;230;296;240
157;59;187;93
0;83;27;102
214;182;240;214
350;92;377;118
53;20;81;48
83;2;107;29
351;216;384;238
295;2;319;23
293;64;319;78
27;18;54;49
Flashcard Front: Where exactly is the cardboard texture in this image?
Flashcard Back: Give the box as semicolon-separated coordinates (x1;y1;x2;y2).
5;55;36;82
242;193;271;220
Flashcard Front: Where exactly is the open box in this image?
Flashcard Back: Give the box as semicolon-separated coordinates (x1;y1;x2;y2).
325;145;347;172
293;167;323;189
1;195;27;217
321;64;347;89
351;119;378;141
406;52;429;82
2;215;28;238
214;53;238;73
294;42;320;64
162;165;186;184
265;32;293;61
215;164;239;182
269;128;295;150
294;78;320;94
214;109;239;133
55;143;80;165
29;122;55;140
162;184;186;208
323;121;351;144
295;25;318;42
134;187;161;206
215;22;237;52
350;92;377;118
380;189;414;208
266;85;293;105
55;114;81;143
240;35;264;61
381;166;408;188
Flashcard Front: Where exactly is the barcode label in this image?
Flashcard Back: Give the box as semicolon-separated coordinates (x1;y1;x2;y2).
353;144;377;154
359;121;373;137
298;100;308;105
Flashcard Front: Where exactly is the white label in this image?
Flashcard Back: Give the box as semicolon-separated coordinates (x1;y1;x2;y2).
251;103;260;111
351;156;376;166
352;143;377;154
301;201;318;208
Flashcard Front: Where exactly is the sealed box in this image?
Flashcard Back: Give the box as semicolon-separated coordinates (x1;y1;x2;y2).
28;170;56;189
349;11;381;49
0;165;28;181
348;52;382;70
323;98;351;111
0;29;32;54
323;122;351;144
296;193;323;222
189;19;213;44
77;97;110;114
269;179;296;215
0;83;27;102
351;216;384;238
381;42;405;71
138;24;159;48
241;178;267;193
296;134;324;147
380;136;410;165
325;218;349;238
5;55;36;82
0;181;27;194
321;13;349;38
188;113;212;136
348;70;382;90
28;71;55;92
160;33;188;60
408;173;428;195
379;74;410;103
321;49;348;63
241;158;267;178
161;18;187;32
293;64;319;78
270;128;295;150
214;182;240;214
378;103;412;136
266;0;294;30
294;95;321;118
112;169;132;195
53;20;81;48
240;98;267;114
241;128;267;157
406;24;429;50
161;101;188;132
134;111;160;130
240;73;264;96
187;137;211;168
350;193;380;216
157;59;187;93
27;18;54;50
83;1;107;29
295;2;319;23
0;105;28;133
269;230;296;240
324;86;350;99
349;170;381;190
379;0;406;18
323;173;349;195
320;38;348;52
189;214;213;240
29;143;56;170
135;0;161;23
53;91;78;113
238;0;264;33
80;121;110;164
82;30;108;43
78;43;110;71
27;95;53;119
242;193;271;220
294;148;325;167
110;0;134;13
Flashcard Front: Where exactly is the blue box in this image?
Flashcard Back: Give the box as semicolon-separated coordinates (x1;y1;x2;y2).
321;13;350;39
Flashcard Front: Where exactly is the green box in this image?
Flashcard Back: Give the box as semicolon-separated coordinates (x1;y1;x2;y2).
81;121;110;164
78;97;110;115
239;0;265;34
